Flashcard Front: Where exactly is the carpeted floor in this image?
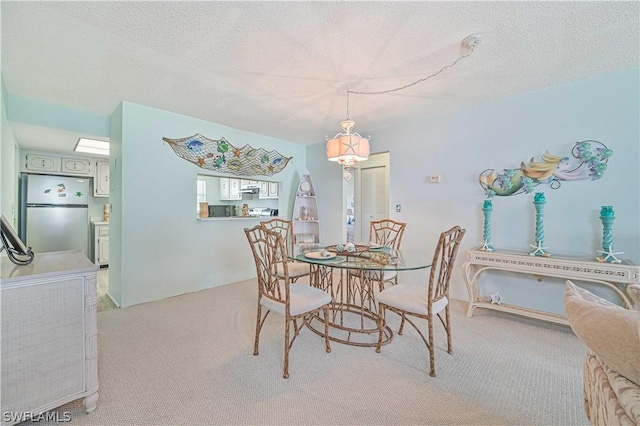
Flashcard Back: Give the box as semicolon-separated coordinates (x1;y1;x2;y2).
49;278;589;425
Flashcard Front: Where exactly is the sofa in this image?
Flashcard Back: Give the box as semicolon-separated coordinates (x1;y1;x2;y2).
564;281;640;425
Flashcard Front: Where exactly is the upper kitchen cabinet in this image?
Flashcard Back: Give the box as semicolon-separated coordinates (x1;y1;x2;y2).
61;158;92;176
259;181;279;199
240;180;258;189
94;160;110;197
25;154;61;173
219;178;241;200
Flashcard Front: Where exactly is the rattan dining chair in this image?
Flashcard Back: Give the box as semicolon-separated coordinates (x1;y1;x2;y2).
376;225;466;377
244;225;332;379
368;219;407;288
261;218;311;283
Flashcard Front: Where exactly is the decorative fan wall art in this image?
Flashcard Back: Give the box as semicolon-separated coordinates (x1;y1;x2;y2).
163;133;292;176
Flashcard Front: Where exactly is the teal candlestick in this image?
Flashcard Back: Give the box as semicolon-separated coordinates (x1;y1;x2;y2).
598;206;621;263
530;192;550;256
480;200;495;251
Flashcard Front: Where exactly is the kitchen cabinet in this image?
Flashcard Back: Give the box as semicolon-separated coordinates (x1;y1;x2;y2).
94;160;110;197
25;154;61;172
259;181;269;198
259;181;279;199
0;251;99;425
268;182;279;198
61;157;92;176
240;180;258;189
219;178;241;200
92;222;109;266
230;179;241;199
220;178;230;199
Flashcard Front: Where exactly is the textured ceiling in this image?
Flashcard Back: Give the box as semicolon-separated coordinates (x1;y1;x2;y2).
2;1;639;153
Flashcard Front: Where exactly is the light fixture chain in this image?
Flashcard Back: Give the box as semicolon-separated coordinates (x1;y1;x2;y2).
347;46;474;97
346;91;350;120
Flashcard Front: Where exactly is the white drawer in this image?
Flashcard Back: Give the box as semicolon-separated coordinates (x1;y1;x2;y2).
98;227;109;237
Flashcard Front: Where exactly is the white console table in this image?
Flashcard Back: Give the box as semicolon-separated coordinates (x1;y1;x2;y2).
1;251;99;425
462;248;640;325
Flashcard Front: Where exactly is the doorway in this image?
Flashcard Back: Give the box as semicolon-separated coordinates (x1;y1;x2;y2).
353;152;390;243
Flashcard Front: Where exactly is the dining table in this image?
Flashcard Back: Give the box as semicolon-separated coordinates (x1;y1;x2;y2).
291;245;432;347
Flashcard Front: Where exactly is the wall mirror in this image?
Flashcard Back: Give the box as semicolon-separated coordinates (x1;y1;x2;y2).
196;174;280;218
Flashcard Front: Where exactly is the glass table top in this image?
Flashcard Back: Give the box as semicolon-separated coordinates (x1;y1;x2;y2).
292;247;431;271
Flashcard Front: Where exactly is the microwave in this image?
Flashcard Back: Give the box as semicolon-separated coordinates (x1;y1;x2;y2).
208;205;232;217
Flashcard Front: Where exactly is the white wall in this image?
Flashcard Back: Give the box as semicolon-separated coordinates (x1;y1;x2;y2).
114;101;307;307
309;68;640;312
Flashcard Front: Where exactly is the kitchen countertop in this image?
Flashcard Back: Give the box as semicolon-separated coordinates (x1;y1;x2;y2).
197;216;282;221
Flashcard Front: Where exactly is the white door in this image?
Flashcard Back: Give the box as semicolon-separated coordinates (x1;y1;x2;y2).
356;153;390;242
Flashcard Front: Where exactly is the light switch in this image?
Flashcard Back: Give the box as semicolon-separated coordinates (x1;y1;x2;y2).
395;204;401;212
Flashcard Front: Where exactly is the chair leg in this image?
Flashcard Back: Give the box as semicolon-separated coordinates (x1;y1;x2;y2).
445;305;452;354
428;314;436;377
376;304;385;353
398;314;406;335
283;318;291;379
323;306;331;353
254;304;262;356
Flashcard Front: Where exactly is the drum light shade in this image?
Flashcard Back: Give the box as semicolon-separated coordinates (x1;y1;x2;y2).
326;120;370;180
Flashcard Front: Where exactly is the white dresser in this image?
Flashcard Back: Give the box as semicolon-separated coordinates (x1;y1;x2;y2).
0;250;99;425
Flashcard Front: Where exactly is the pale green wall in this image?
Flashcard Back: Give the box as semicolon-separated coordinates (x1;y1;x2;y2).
115;101;306;307
1;78;19;226
309;68;640;314
108;103;123;306
3;68;638;314
7;95;110;137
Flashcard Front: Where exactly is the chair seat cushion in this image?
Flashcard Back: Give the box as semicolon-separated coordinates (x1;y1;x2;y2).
262;284;331;317
377;284;448;316
283;261;311;278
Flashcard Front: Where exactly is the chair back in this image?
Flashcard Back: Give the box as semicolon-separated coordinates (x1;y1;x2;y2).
261;218;294;257
245;225;290;308
369;219;406;249
428;226;466;308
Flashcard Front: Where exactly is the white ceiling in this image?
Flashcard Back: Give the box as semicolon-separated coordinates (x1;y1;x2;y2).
2;1;638;154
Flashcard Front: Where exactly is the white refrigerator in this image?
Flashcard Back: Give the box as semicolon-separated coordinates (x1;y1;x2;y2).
19;173;90;255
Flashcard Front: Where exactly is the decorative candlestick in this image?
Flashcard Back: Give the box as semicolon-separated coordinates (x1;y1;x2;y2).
529;192;550;257
596;205;623;263
479;200;495;251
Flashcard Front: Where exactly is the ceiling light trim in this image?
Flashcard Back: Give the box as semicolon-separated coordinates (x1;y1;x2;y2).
74;137;110;156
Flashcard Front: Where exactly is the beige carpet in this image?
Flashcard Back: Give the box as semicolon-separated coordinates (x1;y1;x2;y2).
49;278;588;425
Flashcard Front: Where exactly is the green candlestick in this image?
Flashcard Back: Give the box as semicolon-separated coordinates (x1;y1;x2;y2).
530;193;550;257
598;206;622;263
480;200;495;251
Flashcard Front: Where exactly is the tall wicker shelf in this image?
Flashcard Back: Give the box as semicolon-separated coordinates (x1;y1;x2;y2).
292;173;320;256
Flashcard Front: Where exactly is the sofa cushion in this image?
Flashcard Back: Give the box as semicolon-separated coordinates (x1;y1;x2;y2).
564;281;640;386
584;351;640;425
